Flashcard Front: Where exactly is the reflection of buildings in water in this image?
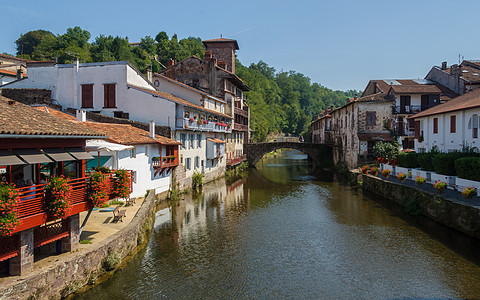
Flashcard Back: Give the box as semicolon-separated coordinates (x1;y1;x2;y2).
225;177;248;211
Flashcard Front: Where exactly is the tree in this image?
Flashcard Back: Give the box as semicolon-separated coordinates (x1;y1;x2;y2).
15;30;56;58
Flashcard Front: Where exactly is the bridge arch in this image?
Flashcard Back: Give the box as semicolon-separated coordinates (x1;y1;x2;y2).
244;142;333;168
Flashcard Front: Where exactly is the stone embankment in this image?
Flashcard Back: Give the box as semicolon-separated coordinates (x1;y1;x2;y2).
0;190;160;300
355;171;480;239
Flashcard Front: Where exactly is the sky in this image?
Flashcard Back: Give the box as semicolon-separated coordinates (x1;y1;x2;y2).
2;0;480;91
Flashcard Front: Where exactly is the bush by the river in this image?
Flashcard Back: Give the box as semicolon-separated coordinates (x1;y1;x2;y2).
455;157;480;181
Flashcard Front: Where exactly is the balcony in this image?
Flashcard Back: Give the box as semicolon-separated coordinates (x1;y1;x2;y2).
395;127;415;137
227;154;247;166
234;107;248;118
234;123;249;132
152;156;178;168
394;105;434;114
180;118;232;133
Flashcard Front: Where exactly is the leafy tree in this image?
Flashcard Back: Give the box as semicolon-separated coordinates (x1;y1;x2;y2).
15;30;56;58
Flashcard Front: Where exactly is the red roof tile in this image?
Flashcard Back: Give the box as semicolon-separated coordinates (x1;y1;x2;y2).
388;84;441;94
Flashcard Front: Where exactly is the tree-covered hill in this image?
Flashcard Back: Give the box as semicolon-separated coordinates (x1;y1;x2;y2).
11;27;360;141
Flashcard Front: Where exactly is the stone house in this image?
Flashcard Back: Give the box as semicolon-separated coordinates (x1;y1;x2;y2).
159;38;250;167
0;54;29;85
410;88;480;153
312;93;394;168
361;79;456;150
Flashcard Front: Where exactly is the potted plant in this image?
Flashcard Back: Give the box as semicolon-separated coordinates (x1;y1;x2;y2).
184;112;190;118
361;166;369;174
45;176;72;219
461;186;477;199
433;180;447;194
382;169;391;178
397;172;406;182
415;176;426;186
0;183;20;236
370;166;379;176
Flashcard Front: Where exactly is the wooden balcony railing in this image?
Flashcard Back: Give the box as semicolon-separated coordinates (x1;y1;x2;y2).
227;155;247;166
152;157;178;168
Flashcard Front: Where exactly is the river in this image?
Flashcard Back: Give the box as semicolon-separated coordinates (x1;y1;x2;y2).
77;150;480;299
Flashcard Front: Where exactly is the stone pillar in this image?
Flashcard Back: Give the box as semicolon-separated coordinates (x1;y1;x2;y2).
62;214;80;252
9;229;34;275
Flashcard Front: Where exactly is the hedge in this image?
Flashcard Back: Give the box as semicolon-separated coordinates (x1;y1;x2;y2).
417;153;435;171
397;152;417;168
455;157;480;181
432;152;464;176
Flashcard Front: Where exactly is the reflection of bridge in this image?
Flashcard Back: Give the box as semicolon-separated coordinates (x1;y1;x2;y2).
244;142;333;167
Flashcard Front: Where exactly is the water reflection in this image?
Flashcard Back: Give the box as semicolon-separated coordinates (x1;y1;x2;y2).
77;150;480;299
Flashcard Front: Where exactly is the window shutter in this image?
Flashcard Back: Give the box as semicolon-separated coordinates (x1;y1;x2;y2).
414;121;420;139
104;85;108;107
82;85;93;108
450;115;456;133
433;118;438;134
108;84;116;108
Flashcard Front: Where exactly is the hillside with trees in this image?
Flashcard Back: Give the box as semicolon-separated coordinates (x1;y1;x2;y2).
11;27;360;141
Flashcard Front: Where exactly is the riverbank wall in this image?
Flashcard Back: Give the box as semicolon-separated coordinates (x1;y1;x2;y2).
0;190;161;300
356;171;480;239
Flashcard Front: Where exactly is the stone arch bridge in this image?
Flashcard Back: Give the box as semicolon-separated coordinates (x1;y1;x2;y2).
244;142;333;168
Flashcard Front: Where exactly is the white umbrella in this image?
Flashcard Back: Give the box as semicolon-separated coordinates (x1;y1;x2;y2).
85;139;134;152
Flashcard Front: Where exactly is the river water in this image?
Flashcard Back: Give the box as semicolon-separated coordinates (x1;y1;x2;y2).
77;150;480;299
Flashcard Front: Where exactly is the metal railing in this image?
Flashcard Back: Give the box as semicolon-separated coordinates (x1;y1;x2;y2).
181;118;232;133
394;105;433;114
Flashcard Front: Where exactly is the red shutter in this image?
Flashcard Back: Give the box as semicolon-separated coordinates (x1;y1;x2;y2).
104;84;108;108
82;85;93;108
433;118;438;134
414;121;420;139
104;84;116;108
450;115;456;133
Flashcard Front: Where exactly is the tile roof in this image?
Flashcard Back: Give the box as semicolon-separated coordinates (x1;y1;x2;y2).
127;84;233;119
0;97;103;137
411;89;480;118
0;54;32;63
33;106;180;146
388;84;441;94
202;38;239;50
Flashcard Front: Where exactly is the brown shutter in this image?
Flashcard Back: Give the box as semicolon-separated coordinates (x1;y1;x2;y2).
450;115;456;133
104;84;108;108
108;84;116;108
82;84;93;108
433;118;438;134
414;121;420;139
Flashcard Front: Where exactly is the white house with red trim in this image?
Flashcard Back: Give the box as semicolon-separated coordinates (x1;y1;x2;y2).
411;89;480;153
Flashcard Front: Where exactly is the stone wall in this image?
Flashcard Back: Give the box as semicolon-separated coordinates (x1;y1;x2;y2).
360;173;480;239
65;108;172;139
0;190;160;300
0;88;52;105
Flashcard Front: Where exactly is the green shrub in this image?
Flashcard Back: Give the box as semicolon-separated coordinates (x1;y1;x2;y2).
432;152;464;175
397;152;417;168
102;251;121;271
192;170;205;189
455;157;480;181
373;141;399;160
417;153;436;171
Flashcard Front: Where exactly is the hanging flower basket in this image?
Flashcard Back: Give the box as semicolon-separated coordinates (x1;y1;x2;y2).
415;176;426;186
397;172;406;182
88;171;109;207
381;169;391;178
0;183;20;236
184;112;190;118
361;166;369;174
370;166;379;176
433;180;447;194
461;186;477;199
45;176;72;219
112;170;130;199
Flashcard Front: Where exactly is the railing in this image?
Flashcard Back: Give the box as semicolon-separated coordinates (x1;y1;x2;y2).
234;107;248;118
394;105;433;114
152;157;178;168
227;155;247;166
181;118;232;133
234;123;249;132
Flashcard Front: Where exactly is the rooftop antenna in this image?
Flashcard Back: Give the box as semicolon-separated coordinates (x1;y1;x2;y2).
221;34;223;38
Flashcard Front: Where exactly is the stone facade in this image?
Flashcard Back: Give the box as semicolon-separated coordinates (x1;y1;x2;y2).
0;88;52;106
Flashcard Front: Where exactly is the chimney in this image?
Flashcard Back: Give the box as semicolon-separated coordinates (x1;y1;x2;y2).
76;109;86;122
205;51;212;61
372;80;377;93
149;120;155;138
441;61;447;70
16;69;23;80
74;57;79;72
218;60;227;70
167;59;175;67
146;68;152;82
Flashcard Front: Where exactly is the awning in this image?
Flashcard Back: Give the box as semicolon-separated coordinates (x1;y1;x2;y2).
42;148;76;162
85;139;134;152
0;150;25;166
13;149;53;164
207;138;226;144
66;147;94;160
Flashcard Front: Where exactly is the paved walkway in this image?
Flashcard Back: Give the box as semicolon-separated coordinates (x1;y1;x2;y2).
0;198;144;283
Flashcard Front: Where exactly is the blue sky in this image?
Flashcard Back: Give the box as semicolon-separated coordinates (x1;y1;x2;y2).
2;0;480;91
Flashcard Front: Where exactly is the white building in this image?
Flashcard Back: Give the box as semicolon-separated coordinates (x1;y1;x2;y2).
411;89;480;153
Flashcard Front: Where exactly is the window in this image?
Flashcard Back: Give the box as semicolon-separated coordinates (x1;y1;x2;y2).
473;114;479;138
195;156;200;169
180;133;186;148
154;80;159;87
197;134;202;148
103;84;116;108
366;111;376;126
81;84;93;108
185;158;191;170
450;115;456;133
189;134;195;149
132;171;137;184
433;118;438;134
130;147;136;158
